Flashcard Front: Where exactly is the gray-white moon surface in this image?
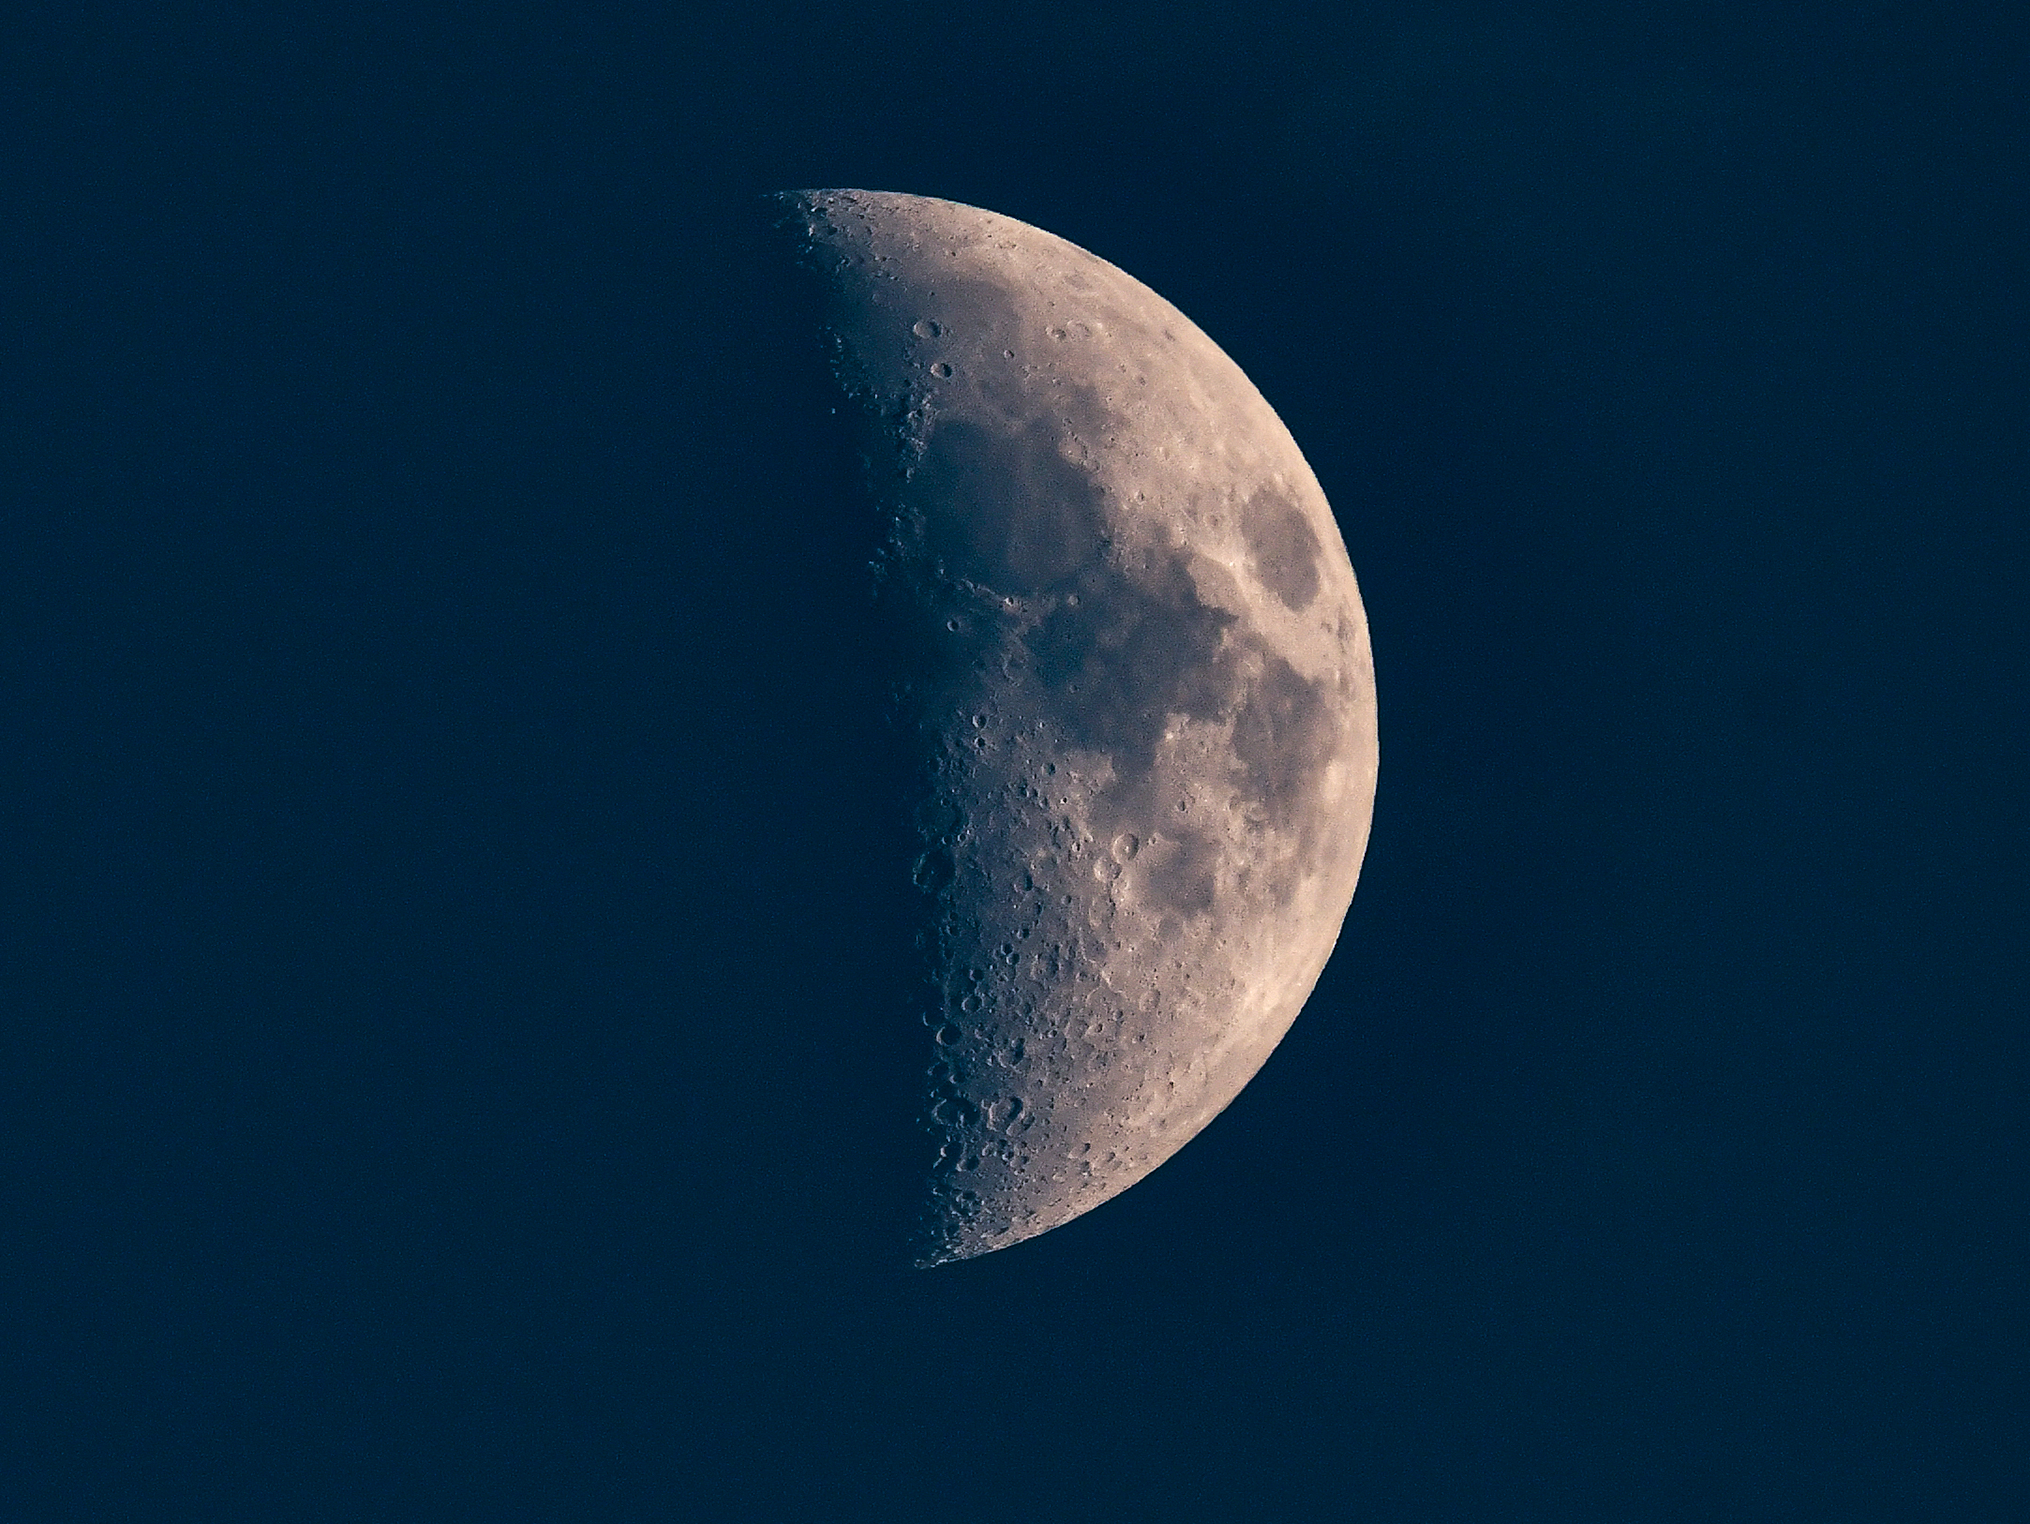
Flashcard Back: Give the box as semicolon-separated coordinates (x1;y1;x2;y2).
781;190;1378;1264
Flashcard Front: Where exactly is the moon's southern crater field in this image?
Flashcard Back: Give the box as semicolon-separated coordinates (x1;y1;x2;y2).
776;190;1378;1264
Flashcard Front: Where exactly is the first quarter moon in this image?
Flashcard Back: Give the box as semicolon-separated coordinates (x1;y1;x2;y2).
778;190;1378;1264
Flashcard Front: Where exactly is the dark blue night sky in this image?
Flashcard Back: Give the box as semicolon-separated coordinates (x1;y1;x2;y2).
7;4;2022;1518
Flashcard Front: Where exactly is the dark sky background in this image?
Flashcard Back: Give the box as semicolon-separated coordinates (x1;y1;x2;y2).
7;3;2024;1519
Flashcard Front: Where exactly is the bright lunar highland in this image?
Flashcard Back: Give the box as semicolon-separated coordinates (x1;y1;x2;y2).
780;190;1379;1264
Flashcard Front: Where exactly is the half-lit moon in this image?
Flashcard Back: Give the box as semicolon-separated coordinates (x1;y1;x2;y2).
781;190;1379;1264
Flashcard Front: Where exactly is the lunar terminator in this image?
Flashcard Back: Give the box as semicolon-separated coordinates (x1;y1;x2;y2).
779;190;1378;1263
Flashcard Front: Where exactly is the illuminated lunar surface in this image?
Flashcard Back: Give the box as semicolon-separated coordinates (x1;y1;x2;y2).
782;190;1379;1264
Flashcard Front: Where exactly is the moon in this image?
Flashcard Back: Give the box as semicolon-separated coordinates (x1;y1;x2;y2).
778;190;1379;1264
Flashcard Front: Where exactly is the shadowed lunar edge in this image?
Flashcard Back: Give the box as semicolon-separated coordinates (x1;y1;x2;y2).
778;190;1378;1264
